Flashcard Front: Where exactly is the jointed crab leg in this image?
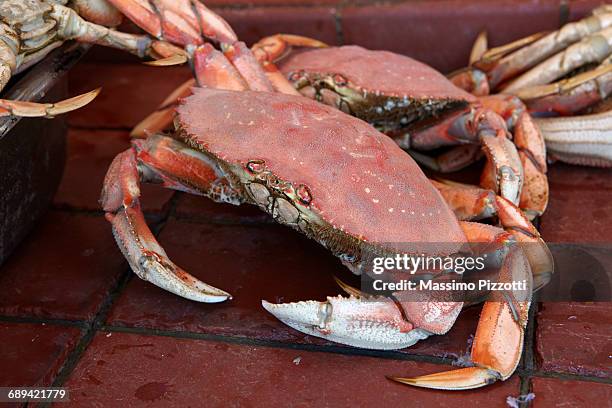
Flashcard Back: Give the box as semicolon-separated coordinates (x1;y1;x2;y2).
451;6;612;93
406;106;525;207
102;134;241;302
518;57;612;116
392;224;531;389
534;109;612;167
503;26;612;92
107;0;237;46
433;180;553;290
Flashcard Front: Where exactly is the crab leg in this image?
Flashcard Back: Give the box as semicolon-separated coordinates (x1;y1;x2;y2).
534;109;612;167
390;221;531;389
450;7;612;94
502;26;612;93
0;89;100;118
102;134;241;302
131;41;287;138
484;7;612;90
69;0;125;27
433;180;553;290
51;4;184;60
520;58;612;116
479;95;548;218
251;34;328;63
408;107;524;206
106;0;237;46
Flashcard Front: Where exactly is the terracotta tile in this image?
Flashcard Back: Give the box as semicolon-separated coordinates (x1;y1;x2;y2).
540;163;612;243
63;331;520;407
531;377;612;407
0;212;125;321
342;0;561;73
219;6;339;46
54;128;174;214
0;322;81;387
106;221;344;343
108;219;483;360
173;194;273;224
536;302;612;378
68;63;192;129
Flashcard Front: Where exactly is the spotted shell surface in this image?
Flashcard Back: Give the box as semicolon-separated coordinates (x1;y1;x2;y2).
177;88;465;252
278;45;475;102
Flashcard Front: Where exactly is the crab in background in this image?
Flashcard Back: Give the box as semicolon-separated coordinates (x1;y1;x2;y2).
449;5;612;167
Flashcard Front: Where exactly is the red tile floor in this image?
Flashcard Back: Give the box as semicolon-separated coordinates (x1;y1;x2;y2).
1;58;612;407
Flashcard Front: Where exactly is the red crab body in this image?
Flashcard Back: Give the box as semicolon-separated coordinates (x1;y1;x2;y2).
177;88;465;254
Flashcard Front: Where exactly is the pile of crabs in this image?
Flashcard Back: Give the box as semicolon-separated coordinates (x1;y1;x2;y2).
3;0;611;391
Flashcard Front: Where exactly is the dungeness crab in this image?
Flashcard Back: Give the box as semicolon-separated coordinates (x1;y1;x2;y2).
449;5;612;167
102;41;553;390
249;38;549;220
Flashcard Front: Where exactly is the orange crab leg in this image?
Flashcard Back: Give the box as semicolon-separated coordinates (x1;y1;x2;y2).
479;95;548;218
391;221;532;389
520;60;612;116
434;180;553;290
222;42;275;92
408;107;524;206
102;134;242;302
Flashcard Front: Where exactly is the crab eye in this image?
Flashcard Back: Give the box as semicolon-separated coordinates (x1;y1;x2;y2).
296;184;312;205
332;74;348;86
289;70;305;82
246;160;265;174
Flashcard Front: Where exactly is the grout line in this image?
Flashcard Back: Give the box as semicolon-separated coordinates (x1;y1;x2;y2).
559;0;570;26
522;294;539;371
518;375;533;407
0;315;86;328
101;323;456;366
524;369;612;385
334;7;344;45
67;124;133;132
40;268;133;408
42;193;179;400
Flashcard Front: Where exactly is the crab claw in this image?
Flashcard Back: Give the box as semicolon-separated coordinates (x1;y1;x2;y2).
102;148;232;303
0;88;100;118
390;367;502;390
262;296;432;350
144;53;189;66
390;225;532;390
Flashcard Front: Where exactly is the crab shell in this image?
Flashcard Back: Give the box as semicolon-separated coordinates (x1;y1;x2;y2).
276;45;475;133
176;88;466;268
